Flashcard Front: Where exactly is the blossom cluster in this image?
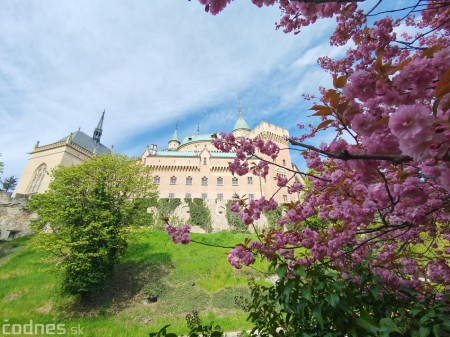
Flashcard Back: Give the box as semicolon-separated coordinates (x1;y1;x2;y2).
196;0;450;296
165;224;191;244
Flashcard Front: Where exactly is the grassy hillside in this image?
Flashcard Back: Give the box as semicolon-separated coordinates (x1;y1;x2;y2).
0;229;268;336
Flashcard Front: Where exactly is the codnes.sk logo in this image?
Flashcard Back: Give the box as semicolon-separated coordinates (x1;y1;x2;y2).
2;319;84;335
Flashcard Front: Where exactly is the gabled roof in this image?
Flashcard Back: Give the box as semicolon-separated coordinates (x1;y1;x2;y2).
59;131;110;155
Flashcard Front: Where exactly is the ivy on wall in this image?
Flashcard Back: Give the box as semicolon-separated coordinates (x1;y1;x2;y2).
185;198;212;233
154;198;182;229
225;200;248;233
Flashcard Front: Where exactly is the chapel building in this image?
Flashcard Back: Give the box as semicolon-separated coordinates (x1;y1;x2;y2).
13;112;110;196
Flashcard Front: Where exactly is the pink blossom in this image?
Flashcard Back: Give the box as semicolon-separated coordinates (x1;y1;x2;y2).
228;245;255;269
166;225;191;244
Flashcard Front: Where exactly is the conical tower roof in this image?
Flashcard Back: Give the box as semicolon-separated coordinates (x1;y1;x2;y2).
170;129;180;142
233;103;250;131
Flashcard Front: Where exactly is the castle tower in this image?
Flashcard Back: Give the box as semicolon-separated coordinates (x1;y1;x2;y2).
232;102;250;138
168;128;180;151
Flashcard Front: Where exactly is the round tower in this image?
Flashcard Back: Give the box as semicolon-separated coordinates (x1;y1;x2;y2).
168;128;180;151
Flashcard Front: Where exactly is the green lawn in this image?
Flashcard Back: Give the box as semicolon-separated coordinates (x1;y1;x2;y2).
0;229;268;336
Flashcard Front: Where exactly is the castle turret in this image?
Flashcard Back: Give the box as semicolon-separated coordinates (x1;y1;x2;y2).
232;102;250;138
168;128;180;151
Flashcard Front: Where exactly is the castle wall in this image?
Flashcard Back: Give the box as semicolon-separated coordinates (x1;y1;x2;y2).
0;191;33;240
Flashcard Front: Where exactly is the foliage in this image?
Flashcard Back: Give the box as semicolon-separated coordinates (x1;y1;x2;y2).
158;198;182;218
239;263;450;337
150;311;224;337
28;153;158;297
0;154;3;175
186;198;212;233
1;175;17;192
154;198;182;229
263;205;283;228
226;200;248;233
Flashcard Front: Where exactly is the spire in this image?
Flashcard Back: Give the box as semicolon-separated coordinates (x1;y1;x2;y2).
233;102;250;131
93;110;105;143
170;129;179;142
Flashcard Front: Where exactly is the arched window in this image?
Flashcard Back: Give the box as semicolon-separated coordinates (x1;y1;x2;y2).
217;177;223;185
232;177;239;186
186;176;192;185
28;164;47;193
153;176;160;184
170;176;177;185
201;177;208;186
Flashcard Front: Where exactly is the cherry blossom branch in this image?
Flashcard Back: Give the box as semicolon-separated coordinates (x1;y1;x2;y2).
365;0;383;16
289;138;412;164
249;152;332;182
190;239;235;249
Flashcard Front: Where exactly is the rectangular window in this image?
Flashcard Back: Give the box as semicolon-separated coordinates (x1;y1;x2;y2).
185;193;191;199
247;177;253;185
169;193;175;199
283;195;288;202
249;194;254;201
202;193;208;200
217;194;223;201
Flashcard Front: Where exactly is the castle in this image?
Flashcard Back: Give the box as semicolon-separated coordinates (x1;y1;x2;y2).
141;105;303;230
9;106;303;233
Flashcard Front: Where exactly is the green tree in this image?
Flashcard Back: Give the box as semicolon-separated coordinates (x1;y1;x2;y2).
0;153;4;175
1;175;17;192
29;153;158;297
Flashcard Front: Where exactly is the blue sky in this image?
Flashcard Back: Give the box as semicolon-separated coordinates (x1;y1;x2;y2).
0;0;408;178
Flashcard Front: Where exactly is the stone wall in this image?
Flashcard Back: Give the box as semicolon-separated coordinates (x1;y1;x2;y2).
0;191;33;240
